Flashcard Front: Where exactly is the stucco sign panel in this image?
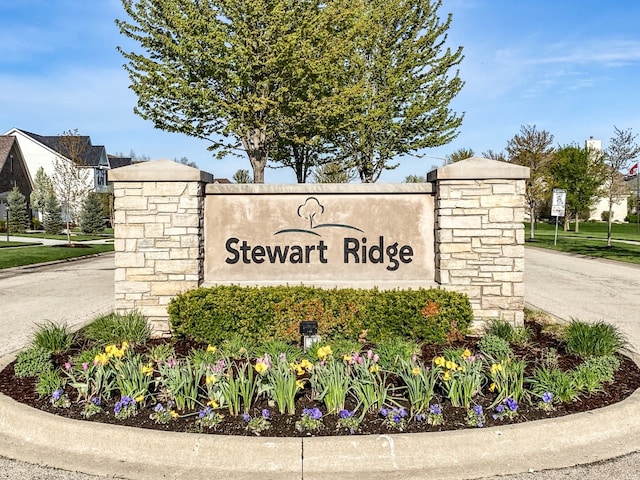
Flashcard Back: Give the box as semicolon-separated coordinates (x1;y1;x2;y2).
204;191;435;287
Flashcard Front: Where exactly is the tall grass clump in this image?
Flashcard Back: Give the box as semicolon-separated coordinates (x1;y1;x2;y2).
81;312;151;346
32;322;75;354
564;320;627;358
485;319;531;346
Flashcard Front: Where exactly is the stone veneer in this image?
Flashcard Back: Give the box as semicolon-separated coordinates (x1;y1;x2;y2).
108;160;212;334
427;157;529;329
109;157;528;335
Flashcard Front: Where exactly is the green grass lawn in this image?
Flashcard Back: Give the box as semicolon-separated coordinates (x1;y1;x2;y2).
15;231;114;242
526;222;640;265
0;244;114;269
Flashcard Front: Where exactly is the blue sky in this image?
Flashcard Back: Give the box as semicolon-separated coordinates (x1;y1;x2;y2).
1;0;639;182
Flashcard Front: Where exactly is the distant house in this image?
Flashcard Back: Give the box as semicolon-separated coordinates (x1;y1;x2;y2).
0;136;33;219
3;128;132;194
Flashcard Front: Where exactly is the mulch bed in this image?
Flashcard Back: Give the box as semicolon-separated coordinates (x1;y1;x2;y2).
1;321;639;437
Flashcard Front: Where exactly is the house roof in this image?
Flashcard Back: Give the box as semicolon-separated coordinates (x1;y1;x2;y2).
16;129;107;167
107;155;133;169
0;136;16;167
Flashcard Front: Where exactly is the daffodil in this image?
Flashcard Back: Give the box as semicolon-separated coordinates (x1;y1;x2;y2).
369;364;381;373
445;360;457;370
296;379;305;389
206;345;217;353
93;353;109;366
299;359;313;371
317;346;333;360
343;354;352;363
207;399;219;408
463;349;472;358
205;375;216;385
411;366;421;375
491;363;502;374
434;356;445;367
135;395;145;403
254;362;268;374
170;411;179;419
489;382;497;392
443;370;451;381
140;364;154;376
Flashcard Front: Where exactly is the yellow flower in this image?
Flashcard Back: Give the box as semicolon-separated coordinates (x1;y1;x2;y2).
205;375;216;385
135;395;145;403
489;382;497;392
207;399;219;408
463;349;472;358
369;364;381;373
206;345;217;354
457;366;466;372
170;411;179;419
121;341;129;351
93;353;109;366
445;360;457;370
254;362;268;374
317;346;333;360
300;359;313;371
292;363;305;376
434;356;446;367
140;364;154;376
491;363;503;374
343;354;352;363
411;366;421;376
104;344;116;356
443;370;451;381
296;379;305;389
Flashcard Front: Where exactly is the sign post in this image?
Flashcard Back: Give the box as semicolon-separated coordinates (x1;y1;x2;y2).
551;189;566;246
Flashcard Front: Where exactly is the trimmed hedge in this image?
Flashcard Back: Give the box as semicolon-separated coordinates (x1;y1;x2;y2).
168;286;473;345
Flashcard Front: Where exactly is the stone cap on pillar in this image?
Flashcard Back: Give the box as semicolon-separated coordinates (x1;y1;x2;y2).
108;159;214;183
426;157;530;181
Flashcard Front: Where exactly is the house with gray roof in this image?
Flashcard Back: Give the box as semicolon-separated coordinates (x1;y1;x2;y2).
0;136;32;220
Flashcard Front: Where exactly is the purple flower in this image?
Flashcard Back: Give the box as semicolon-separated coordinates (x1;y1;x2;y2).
380;408;390;417
505;398;518;412
91;397;101;406
52;389;62;401
415;413;424;421
429;404;442;415
398;407;408;418
242;413;251;422
542;391;553;403
154;403;165;413
198;407;212;419
309;408;322;420
261;409;270;419
473;405;483;415
339;409;353;419
495;405;504;413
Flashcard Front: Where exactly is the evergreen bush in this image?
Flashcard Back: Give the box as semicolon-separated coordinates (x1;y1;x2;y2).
168;286;473;345
79;192;105;234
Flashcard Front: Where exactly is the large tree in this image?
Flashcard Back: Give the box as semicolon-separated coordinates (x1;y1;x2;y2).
117;0;354;183
505;125;555;239
603;127;640;246
30;167;53;223
548;144;606;233
333;0;464;182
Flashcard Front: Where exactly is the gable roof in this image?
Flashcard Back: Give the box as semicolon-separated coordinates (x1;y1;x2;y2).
107;155;133;169
14;129;107;167
0;136;15;168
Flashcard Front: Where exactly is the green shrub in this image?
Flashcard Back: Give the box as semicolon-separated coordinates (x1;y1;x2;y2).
168;286;473;345
477;334;512;361
36;369;64;397
375;337;421;370
32;322;75;354
485;319;531;346
81;312;151;346
564;320;627;357
14;346;53;378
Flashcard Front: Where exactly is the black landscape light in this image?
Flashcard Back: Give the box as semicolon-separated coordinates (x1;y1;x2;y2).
299;321;320;350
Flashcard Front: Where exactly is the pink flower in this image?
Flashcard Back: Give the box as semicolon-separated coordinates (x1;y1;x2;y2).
82;362;89;371
64;362;71;371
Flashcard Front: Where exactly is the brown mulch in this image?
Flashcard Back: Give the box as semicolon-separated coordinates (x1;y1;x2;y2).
1;321;639;438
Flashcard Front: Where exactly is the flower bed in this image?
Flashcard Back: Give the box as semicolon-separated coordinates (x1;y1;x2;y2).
1;317;639;437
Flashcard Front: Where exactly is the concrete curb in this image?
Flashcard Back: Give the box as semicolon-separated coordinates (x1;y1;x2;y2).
2;352;640;480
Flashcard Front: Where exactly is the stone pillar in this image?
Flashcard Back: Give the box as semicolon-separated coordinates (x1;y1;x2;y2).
108;160;212;335
428;157;530;330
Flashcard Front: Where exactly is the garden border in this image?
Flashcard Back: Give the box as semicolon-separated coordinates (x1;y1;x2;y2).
2;351;639;480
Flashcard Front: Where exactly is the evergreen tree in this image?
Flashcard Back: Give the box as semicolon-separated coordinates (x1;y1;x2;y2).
44;192;64;235
7;186;29;234
79;192;105;234
30;167;53;223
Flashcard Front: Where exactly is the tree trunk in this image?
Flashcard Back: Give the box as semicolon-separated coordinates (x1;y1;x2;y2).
242;128;268;184
529;201;536;240
575;214;580;233
606;197;614;247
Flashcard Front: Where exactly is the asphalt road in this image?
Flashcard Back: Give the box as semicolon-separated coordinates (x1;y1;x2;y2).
0;254;115;357
1;249;639;480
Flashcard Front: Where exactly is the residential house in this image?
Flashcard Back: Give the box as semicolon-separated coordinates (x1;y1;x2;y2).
3;128;133;193
0;136;32;219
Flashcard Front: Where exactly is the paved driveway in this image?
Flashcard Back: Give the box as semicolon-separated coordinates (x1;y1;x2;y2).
0;254;114;357
525;247;640;352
